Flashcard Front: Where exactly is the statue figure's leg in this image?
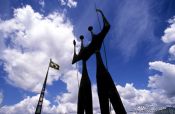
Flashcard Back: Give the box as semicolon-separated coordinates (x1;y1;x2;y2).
77;78;85;114
109;86;127;114
96;51;126;114
83;61;93;114
97;83;110;114
77;61;93;114
77;77;93;114
100;67;126;113
96;52;110;114
84;77;93;114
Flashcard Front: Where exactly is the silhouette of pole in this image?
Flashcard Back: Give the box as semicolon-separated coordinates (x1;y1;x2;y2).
35;60;50;114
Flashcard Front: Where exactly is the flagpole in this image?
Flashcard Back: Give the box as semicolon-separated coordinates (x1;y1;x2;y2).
35;59;51;114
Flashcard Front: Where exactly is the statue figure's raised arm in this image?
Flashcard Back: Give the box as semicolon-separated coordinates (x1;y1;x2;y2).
72;9;111;64
72;35;86;64
96;9;110;33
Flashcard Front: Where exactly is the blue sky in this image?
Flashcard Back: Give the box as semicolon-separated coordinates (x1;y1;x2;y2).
0;0;175;114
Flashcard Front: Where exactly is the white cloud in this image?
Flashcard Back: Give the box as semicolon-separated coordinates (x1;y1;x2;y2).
1;4;175;114
148;61;175;97
0;91;3;106
162;16;175;43
0;5;78;93
0;5;82;114
1;83;175;114
55;84;100;114
59;0;77;8
39;0;45;8
0;94;57;114
117;83;175;114
143;15;175;114
57;70;79;104
67;0;77;8
55;102;76;114
0;60;81;114
60;0;66;6
169;44;175;58
39;0;77;8
55;83;175;114
163;17;175;58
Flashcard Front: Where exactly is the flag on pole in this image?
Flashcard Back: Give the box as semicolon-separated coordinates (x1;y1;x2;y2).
49;59;59;70
35;59;59;114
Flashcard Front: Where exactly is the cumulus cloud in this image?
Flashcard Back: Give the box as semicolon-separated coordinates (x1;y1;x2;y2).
38;0;77;8
148;61;175;97
1;4;175;114
0;91;3;106
161;16;175;59
162;16;175;43
39;0;45;8
55;83;175;114
148;16;175;97
1;75;78;114
59;0;77;8
0;85;95;114
57;70;79;104
0;5;78;92
117;83;175;114
0;94;57;114
55;84;100;114
169;44;175;58
1;83;175;114
0;5;81;114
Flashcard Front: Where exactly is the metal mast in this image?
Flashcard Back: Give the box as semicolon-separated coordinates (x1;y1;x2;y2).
35;59;59;114
35;61;50;114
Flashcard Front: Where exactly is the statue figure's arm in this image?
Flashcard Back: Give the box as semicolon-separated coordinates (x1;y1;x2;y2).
72;36;85;64
72;40;78;64
96;9;110;32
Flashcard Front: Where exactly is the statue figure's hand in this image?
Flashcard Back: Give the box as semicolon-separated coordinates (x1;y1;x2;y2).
96;9;102;13
73;40;76;46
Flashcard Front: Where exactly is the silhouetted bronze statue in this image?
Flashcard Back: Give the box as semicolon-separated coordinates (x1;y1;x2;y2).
72;9;110;64
87;9;126;114
72;36;93;114
72;9;126;114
